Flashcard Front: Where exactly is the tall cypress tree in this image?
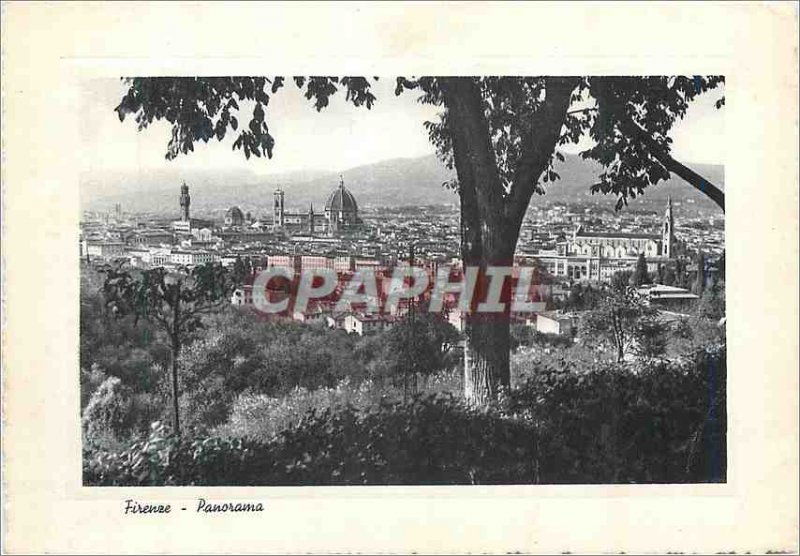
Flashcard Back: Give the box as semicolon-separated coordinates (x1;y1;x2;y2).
632;253;651;286
692;252;707;295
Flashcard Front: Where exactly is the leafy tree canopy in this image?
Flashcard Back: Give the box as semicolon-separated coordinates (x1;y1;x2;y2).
116;76;725;211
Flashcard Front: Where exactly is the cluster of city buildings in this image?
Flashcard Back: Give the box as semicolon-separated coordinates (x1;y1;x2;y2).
81;178;373;267
528;198;676;282
81;178;721;335
272;176;363;235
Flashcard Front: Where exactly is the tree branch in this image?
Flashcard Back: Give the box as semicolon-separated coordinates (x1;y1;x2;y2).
505;77;580;239
617;115;725;212
656;150;725;212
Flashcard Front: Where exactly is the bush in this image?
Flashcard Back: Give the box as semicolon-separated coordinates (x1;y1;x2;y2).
174;316;370;432
82;376;164;451
84;394;539;486
270;396;539;485
84;347;725;486
354;315;462;383
510;343;600;386
83;377;135;443
83;421;263;486
667;314;726;357
80;364;109;408
215;371;463;443
507;345;726;483
511;325;573;351
214;377;396;442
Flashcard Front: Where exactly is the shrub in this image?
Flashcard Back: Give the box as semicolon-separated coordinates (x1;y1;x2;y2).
82;377;135;444
214;377;396;442
354;315;462;383
507;345;726;483
270;395;539;485
215;371;463;443
82;376;165;451
511;325;573;351
84;394;539;486
84;346;725;487
80;364;109;408
83;421;264;486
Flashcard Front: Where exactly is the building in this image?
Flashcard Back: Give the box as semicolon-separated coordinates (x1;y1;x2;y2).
82;240;126;260
343;313;397;336
324;176;361;233
535;311;575;336
151;249;170;266
355;258;381;272
225;206;245;227
171;183;214;232
300;255;332;272
179;182;191;221
332;255;355;273
323;313;345;329
292;303;333;325
273;176;362;236
130;230;174;246
268;254;301;274
638;284;699;311
127;248;151;267
231;285;254;306
447;308;464;332
533;198;676;283
169;249;217;266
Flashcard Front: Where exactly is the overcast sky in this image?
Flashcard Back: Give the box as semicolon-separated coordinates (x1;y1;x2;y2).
80;77;725;176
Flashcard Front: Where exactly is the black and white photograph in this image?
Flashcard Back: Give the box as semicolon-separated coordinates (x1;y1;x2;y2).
3;3;798;554
79;75;727;487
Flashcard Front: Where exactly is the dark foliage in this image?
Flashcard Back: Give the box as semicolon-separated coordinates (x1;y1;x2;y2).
85;347;725;486
632;253;652;286
510;325;573;351
118;76;724;211
507;346;726;483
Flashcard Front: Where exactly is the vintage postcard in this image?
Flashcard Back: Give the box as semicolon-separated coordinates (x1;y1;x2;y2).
2;2;798;554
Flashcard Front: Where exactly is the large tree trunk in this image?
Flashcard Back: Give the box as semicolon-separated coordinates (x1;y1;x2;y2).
463;316;511;405
440;78;511;403
462;222;515;404
440;77;578;404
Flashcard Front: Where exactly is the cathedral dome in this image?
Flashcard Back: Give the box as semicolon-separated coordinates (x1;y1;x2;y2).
324;178;358;214
226;206;245;225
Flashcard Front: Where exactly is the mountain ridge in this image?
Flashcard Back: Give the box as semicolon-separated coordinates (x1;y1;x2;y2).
81;153;724;216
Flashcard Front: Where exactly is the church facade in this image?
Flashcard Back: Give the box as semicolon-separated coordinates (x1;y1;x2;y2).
273;176;362;236
533;198;676;282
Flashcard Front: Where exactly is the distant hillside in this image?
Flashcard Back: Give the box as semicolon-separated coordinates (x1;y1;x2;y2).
539;155;724;209
81;153;724;217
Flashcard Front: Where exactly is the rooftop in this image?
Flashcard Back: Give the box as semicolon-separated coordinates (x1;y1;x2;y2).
576;229;661;240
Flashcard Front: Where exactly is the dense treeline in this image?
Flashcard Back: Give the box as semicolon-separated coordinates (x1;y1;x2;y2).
84;347;725;485
81;264;726;484
80;265;460;447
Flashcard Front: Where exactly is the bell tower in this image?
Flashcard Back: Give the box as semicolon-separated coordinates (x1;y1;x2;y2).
179;182;190;221
273;188;285;229
662;196;675;258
